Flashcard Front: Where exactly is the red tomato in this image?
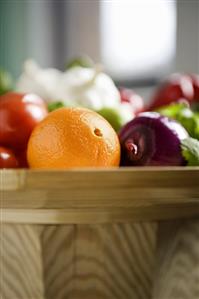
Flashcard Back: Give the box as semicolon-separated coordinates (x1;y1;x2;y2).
15;148;28;168
149;73;194;110
190;74;199;101
0;92;48;150
0;146;19;168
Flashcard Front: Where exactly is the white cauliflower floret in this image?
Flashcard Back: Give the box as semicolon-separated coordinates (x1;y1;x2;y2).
16;60;121;110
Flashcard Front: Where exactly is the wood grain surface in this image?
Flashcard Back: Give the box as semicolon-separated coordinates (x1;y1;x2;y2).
1;168;199;298
1;222;157;299
1;220;199;299
1;168;199;223
0;224;44;299
152;218;199;299
42;222;157;299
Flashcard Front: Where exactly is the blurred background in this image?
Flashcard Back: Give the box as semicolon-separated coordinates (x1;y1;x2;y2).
0;0;199;99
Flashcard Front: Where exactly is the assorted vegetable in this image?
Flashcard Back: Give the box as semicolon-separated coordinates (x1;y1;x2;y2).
0;146;19;168
16;60;134;126
119;112;188;166
16;60;121;110
157;102;199;140
0;92;48;149
0;92;48;167
0;58;199;168
190;74;199;101
148;73;198;110
181;137;199;166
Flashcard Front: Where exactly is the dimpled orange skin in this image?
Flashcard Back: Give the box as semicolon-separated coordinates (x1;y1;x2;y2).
27;107;121;168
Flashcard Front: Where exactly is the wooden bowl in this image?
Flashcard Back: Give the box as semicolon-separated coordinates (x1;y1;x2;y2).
1;167;199;299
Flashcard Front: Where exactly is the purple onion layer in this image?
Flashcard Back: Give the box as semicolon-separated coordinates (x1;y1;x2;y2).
119;112;188;166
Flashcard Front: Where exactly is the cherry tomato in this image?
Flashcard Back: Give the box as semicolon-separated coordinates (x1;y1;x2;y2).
0;92;48;150
0;146;19;168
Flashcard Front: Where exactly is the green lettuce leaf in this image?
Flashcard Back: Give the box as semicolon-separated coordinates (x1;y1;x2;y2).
158;102;199;140
181;137;199;166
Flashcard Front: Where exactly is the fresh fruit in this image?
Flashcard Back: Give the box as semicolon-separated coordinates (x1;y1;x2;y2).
0;92;48;150
119;112;188;166
119;87;144;115
149;73;194;110
0;146;19;168
0;69;13;95
27;107;121;168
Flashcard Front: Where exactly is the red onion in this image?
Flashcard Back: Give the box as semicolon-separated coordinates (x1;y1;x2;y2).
119;112;189;166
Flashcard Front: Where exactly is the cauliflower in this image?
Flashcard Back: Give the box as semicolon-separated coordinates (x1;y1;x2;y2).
16;60;120;110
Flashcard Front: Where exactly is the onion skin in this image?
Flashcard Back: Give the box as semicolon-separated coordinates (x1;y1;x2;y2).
119;112;189;166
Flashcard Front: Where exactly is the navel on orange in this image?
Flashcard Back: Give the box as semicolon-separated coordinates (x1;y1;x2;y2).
27;107;121;168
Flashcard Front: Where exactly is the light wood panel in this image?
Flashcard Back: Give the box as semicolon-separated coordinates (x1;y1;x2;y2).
0;224;44;299
153;218;199;299
1;168;199;299
1;168;199;223
2;204;199;224
0;222;157;299
1;167;199;191
42;222;157;299
2;220;199;299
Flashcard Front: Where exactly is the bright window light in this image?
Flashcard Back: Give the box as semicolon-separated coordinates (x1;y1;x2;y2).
100;0;176;81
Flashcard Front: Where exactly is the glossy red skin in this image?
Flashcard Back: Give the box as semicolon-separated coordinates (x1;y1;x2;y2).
15;148;28;168
119;88;144;115
190;74;199;101
0;92;48;150
0;146;19;168
149;74;194;110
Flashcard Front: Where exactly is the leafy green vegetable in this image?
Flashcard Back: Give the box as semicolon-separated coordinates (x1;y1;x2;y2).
191;102;199;113
181;137;199;166
48;101;65;112
158;102;199;140
157;102;186;118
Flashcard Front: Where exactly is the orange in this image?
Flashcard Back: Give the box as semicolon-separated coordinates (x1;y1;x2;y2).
27;107;121;168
